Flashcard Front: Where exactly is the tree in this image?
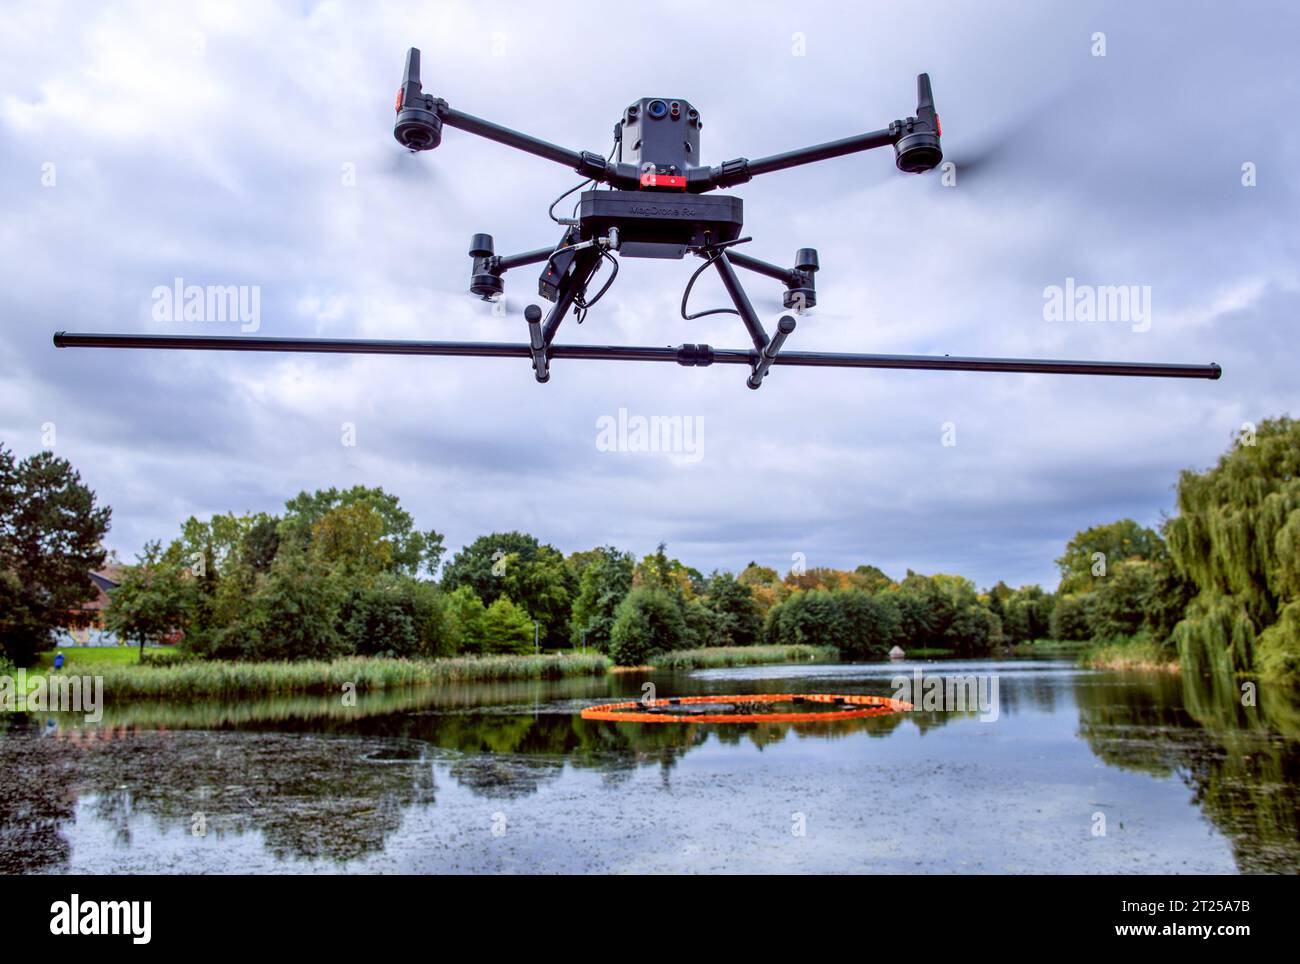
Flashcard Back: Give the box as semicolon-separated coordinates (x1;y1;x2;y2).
738;563;787;619
1050;592;1096;641
444;586;488;654
0;445;111;665
568;546;634;651
852;564;895;594
634;543;701;598
499;547;573;648
609;585;688;665
240;513;281;572
479;597;536;654
1091;560;1157;640
1057;519;1162;593
1002;585;1053;644
442;531;562;606
835;590;902;659
211;550;346;661
767;590;844;649
1166;417;1300;679
282;485;444;576
339;574;421;658
309;503;393;577
701;571;762;646
104;541;187;657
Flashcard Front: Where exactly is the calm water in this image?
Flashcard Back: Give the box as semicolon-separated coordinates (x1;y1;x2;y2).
2;658;1298;874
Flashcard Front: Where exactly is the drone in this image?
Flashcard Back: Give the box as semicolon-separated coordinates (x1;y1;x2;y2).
54;47;1221;389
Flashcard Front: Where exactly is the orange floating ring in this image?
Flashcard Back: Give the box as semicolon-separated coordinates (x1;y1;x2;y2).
580;693;913;724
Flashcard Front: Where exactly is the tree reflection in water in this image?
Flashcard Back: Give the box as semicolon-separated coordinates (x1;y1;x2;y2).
1075;667;1300;872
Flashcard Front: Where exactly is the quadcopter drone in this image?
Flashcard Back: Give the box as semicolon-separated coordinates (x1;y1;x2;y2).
54;47;1220;389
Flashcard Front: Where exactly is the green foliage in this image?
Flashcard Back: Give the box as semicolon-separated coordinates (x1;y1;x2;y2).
569;546;634;651
653;644;838;670
440;586;534;654
700;571;763;647
767;589;845;649
479;596;536;654
833;590;903;659
104;541;188;656
441;531;573;645
240;514;281;572
1050;592;1096;641
443;586;488;654
0;444;111;665
1166;417;1300;681
498;546;572;647
80;652;610;700
1057;518;1163;593
1001;585;1054;645
211;550;348;661
738;563;788;619
339;574;448;658
1082;630;1175;670
634;542;703;597
852;564;895;593
281;485;444;576
441;531;545;603
1090;560;1158;641
1258;601;1300;681
894;572;1002;657
760;571;1004;660
609;585;688;665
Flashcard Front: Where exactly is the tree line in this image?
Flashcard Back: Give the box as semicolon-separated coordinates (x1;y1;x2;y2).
2;417;1297;681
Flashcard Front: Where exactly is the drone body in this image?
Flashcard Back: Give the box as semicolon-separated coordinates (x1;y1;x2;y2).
54;47;1220;389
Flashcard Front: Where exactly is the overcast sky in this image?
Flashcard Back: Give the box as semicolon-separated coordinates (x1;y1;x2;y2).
1;0;1295;589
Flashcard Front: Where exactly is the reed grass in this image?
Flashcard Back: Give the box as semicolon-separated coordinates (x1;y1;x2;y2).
651;644;838;670
72;652;610;701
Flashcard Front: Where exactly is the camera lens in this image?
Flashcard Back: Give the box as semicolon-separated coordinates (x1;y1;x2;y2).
647;99;668;119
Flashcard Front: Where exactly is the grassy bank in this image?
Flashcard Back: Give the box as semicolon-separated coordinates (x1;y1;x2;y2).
1081;636;1179;672
31;646;178;669
1007;638;1090;658
650;644;838;670
59;652;610;700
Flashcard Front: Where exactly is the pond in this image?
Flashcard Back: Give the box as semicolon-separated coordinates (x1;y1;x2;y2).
2;658;1298;873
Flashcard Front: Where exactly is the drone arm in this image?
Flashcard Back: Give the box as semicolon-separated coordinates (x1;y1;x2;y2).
438;106;612;180
702;127;898;190
725;250;800;286
695;73;943;191
492;245;556;272
393;47;637;186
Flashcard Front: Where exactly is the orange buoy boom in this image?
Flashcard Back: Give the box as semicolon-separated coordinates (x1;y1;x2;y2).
580;693;913;724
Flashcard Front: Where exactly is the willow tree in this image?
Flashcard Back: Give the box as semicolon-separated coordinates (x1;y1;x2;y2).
1166;417;1300;682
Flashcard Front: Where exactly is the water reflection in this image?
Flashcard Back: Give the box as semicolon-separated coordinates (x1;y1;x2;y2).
1076;667;1300;873
1;660;1297;873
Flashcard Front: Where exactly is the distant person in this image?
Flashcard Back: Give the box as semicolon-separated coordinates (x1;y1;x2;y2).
53;651;65;670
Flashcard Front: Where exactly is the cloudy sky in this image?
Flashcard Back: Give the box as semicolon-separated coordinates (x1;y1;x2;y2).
1;0;1295;589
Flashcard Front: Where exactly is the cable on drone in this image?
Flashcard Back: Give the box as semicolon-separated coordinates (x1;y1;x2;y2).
680;237;753;321
548;136;619;225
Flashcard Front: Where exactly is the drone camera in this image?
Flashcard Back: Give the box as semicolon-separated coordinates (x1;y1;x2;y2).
621;96;700;173
893;73;943;173
394;48;443;151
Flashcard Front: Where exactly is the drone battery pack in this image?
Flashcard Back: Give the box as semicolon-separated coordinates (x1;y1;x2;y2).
578;191;743;259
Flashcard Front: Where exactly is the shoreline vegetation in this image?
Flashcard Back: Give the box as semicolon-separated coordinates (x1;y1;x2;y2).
1081;636;1180;672
651;644;837;670
62;652;611;700
6;420;1299;690
40;643;849;701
